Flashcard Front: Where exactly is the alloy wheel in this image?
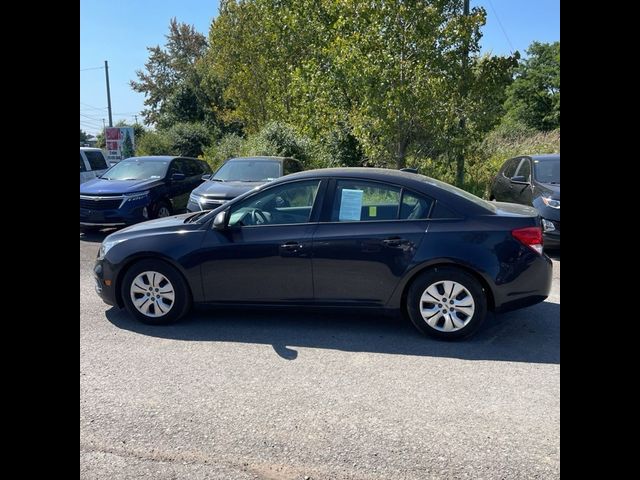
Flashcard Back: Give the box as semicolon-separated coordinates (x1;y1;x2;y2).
419;280;475;332
129;271;175;317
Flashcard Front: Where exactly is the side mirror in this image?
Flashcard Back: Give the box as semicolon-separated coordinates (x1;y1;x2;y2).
201;174;212;181
510;175;529;184
213;210;229;230
171;173;186;182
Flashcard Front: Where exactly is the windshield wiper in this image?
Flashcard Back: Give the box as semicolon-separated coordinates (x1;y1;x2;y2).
209;178;225;182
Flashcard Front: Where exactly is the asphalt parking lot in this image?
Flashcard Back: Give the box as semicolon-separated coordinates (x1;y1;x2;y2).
80;231;560;480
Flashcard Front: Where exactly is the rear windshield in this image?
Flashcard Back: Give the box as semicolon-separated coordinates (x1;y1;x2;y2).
422;177;493;211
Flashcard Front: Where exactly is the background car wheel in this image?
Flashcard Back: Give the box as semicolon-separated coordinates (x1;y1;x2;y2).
121;259;192;325
406;267;487;340
154;201;172;218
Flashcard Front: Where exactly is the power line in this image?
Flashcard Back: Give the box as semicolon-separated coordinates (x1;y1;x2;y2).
487;0;515;52
80;112;103;121
80;102;107;111
80;66;105;72
80;119;104;128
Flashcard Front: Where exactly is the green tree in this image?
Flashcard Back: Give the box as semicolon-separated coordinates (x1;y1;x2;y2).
80;129;88;144
136;130;172;156
121;130;135;159
208;0;516;176
166;122;212;157
503;41;560;131
130;18;209;127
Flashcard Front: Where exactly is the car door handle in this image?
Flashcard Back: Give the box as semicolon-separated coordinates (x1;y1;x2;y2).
382;237;403;247
280;241;302;251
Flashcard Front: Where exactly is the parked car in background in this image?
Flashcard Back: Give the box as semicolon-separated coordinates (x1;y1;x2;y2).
80;147;109;184
94;167;552;340
187;156;303;212
80;156;212;233
490;154;560;249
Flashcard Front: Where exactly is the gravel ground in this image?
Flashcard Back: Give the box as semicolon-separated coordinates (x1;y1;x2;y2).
81;233;559;479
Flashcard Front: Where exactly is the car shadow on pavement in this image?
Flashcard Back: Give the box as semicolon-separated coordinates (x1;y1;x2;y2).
80;229;117;243
105;300;559;364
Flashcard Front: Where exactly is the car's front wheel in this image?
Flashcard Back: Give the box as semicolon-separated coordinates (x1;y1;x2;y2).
406;267;488;340
121;259;192;325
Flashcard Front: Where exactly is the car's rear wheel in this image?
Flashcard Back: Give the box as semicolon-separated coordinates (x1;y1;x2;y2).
406;267;487;340
121;259;191;325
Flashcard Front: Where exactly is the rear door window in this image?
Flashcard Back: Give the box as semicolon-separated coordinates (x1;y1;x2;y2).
85;151;108;171
330;180;401;222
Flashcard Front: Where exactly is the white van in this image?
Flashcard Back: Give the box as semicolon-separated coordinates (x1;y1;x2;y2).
80;147;109;184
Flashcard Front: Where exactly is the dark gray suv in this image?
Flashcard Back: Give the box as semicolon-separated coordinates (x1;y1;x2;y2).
186;156;303;211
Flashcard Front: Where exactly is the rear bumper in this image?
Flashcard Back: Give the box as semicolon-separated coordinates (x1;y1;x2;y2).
492;251;553;313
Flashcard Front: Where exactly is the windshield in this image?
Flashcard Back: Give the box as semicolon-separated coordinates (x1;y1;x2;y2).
534;158;560;184
213;160;281;182
101;158;170;181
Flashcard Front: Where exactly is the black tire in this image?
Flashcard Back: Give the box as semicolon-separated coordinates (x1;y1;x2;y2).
153;201;172;219
406;267;488;340
121;259;192;325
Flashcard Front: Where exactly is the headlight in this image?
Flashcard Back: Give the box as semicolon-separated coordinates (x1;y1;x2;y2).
541;197;560;209
99;238;125;259
189;192;202;204
123;191;150;202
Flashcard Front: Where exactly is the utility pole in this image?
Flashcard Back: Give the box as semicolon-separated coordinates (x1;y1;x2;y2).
134;115;138;125
455;0;470;187
104;60;113;127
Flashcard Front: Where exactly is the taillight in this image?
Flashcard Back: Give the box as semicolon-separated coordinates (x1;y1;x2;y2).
512;226;543;254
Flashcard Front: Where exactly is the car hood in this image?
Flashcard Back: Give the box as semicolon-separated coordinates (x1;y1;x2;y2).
535;182;560;200
191;180;264;199
107;212;201;241
80;177;163;195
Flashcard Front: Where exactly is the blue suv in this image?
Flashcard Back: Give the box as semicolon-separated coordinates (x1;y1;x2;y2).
80;156;212;233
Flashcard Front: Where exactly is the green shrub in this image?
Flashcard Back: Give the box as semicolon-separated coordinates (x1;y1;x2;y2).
135;130;173;156
201;133;246;171
166;122;213;158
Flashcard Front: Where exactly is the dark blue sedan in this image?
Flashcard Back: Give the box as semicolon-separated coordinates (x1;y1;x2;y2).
93;168;552;340
80;156;212;233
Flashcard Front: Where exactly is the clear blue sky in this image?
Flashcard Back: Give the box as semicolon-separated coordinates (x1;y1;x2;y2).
80;0;560;136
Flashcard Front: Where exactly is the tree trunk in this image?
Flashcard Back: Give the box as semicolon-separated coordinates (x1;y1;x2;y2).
396;136;408;170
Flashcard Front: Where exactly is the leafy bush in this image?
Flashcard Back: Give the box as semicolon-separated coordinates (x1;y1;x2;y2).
407;123;560;198
201;133;246;171
135;130;173;156
166;122;213;158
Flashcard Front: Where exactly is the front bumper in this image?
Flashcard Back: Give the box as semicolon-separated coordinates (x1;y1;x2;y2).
80;205;148;226
542;218;560;249
93;257;119;306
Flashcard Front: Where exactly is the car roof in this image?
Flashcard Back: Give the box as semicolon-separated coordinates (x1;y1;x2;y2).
80;147;103;152
270;167;494;215
528;154;560;161
120;156;198;162
227;156;294;163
